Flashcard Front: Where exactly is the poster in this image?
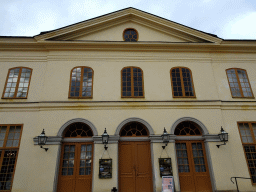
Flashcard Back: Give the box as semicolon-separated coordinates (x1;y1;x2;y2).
162;176;174;192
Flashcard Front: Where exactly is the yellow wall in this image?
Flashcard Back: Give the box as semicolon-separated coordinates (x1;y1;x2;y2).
0;106;255;191
0;31;256;192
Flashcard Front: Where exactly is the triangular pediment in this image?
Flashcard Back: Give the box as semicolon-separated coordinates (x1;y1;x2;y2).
34;8;222;44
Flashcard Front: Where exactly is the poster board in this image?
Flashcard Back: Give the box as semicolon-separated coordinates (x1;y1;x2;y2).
162;176;174;192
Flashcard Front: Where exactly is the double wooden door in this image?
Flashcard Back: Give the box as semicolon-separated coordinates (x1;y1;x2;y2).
57;142;93;192
176;141;212;192
119;141;153;192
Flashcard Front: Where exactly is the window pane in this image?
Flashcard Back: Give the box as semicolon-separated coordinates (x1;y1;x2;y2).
0;150;17;190
82;68;93;97
239;123;253;143
252;123;256;140
70;68;81;97
0;127;7;147
17;69;31;98
4;68;32;98
70;67;93;97
6;126;21;147
123;29;138;42
182;69;194;97
4;68;20;98
243;145;256;183
122;68;132;97
172;68;183;97
61;145;75;176
237;70;253;97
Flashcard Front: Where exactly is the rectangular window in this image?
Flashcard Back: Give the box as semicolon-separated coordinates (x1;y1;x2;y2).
226;69;254;98
0;125;22;191
69;67;93;98
121;67;144;98
2;68;32;99
170;67;195;98
238;122;256;184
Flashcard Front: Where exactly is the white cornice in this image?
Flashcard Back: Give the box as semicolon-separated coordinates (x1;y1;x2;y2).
1;40;256;53
33;8;222;44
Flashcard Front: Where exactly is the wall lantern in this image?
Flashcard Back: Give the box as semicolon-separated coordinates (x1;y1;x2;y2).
102;128;109;150
161;128;170;149
38;129;48;152
216;127;228;148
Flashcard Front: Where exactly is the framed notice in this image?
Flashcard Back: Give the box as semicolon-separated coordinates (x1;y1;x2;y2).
162;176;174;192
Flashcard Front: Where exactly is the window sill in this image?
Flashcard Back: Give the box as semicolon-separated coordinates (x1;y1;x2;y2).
231;97;255;99
1;97;27;99
68;97;93;99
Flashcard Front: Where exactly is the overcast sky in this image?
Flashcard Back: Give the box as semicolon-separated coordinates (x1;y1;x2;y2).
1;0;256;39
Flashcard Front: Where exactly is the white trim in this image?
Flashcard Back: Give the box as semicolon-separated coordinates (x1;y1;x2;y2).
57;118;98;137
170;117;209;135
115;117;154;136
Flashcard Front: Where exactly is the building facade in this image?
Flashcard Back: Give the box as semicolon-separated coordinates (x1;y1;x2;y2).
0;7;256;192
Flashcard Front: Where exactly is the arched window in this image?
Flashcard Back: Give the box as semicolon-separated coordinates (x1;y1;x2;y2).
63;122;93;137
226;68;254;98
120;122;148;137
123;28;138;42
69;67;93;98
2;67;32;99
121;67;144;97
170;67;195;97
174;121;201;136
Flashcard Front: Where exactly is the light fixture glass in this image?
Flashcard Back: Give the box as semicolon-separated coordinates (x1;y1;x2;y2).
161;128;169;149
102;128;109;150
217;127;228;148
38;129;48;152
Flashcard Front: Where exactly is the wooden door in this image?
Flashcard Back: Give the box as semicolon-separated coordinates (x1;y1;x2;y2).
57;142;93;192
119;141;153;192
176;141;212;192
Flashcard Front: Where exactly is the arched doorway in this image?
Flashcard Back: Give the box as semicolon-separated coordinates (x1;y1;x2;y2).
57;122;94;192
118;122;153;192
175;121;212;192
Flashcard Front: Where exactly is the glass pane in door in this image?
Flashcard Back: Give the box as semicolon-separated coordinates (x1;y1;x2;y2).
79;144;92;175
192;143;206;172
176;143;190;172
61;145;75;175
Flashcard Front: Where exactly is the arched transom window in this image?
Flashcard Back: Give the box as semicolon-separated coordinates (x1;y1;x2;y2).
64;122;93;137
170;67;195;97
69;67;93;98
121;67;144;97
120;122;148;137
123;28;138;42
226;68;253;98
174;121;202;136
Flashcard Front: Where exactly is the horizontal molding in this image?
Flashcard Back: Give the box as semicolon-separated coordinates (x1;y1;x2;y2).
62;138;93;143
203;134;221;142
0;56;47;62
33;136;62;145
150;135;176;143
119;137;150;142
34;134;221;145
2;40;256;53
93;135;119;144
1;100;256;112
2;99;256;105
